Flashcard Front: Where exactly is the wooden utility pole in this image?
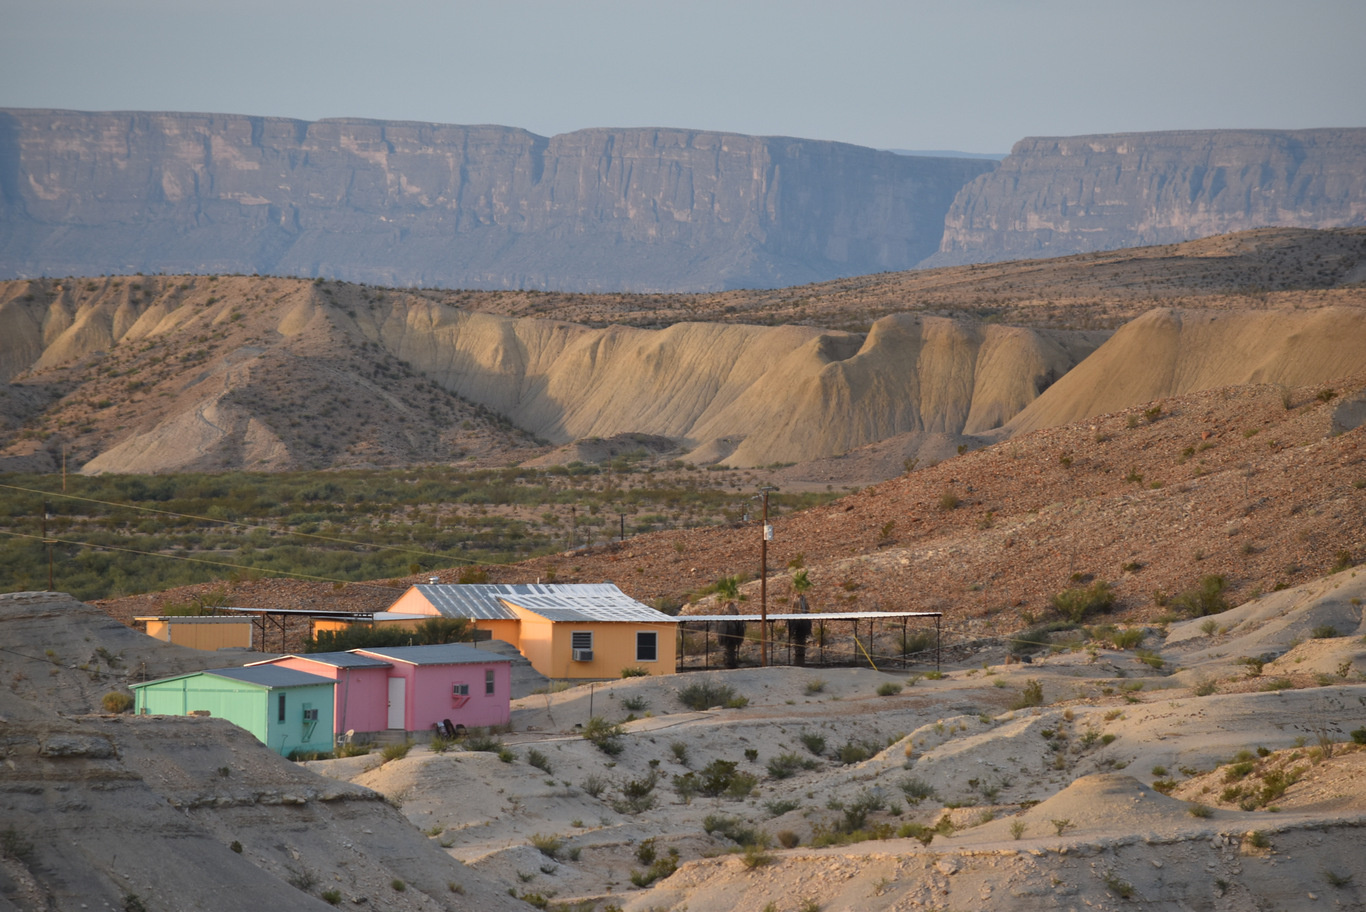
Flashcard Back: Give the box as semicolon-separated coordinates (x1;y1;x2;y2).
757;486;777;667
42;501;54;591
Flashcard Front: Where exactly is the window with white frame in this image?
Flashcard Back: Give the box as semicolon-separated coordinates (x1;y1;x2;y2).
636;631;658;662
485;668;495;695
452;683;469;697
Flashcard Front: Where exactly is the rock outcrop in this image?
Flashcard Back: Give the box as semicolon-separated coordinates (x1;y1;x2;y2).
926;129;1366;266
0;109;993;292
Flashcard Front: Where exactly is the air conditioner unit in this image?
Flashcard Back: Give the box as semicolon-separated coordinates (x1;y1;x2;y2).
572;648;594;662
302;708;319;722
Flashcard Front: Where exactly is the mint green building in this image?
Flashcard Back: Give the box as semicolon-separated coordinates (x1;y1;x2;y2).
131;666;335;757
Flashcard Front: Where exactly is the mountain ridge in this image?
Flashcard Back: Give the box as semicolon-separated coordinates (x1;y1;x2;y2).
0;108;992;292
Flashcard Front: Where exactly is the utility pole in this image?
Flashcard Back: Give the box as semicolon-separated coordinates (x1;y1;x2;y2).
42;501;55;591
757;486;777;667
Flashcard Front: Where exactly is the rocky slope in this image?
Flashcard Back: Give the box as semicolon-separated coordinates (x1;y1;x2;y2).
0;591;523;912
0;109;993;292
927;128;1366;267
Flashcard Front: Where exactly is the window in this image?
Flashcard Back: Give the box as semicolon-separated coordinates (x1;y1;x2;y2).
636;631;658;662
277;692;286;723
571;631;593;651
485;668;496;695
452;683;469;697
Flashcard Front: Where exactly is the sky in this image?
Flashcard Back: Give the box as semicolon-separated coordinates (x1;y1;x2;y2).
3;0;1364;155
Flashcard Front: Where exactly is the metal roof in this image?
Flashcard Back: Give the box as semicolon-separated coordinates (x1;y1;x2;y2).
248;652;392;670
134;616;252;624
412;583;675;624
200;666;336;689
356;643;512;667
680;611;942;622
412;584;520;620
502;591;676;624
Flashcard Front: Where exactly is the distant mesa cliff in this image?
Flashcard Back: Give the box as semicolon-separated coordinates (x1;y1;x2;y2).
0;109;992;292
3;112;1363;291
926;129;1366;267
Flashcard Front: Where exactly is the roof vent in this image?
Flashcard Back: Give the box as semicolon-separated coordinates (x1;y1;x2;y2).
429;576;440;585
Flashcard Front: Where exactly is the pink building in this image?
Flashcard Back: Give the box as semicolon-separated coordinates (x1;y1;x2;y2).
251;643;511;740
251;652;393;737
354;644;512;734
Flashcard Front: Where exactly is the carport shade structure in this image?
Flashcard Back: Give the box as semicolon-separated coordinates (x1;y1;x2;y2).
676;610;943;671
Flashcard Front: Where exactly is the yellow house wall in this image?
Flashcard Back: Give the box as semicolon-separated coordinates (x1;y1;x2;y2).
387;588;442;616
508;608;675;678
144;619;172;643
144;620;252;651
474;618;522;650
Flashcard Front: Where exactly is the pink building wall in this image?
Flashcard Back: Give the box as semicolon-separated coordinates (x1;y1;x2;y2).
354;651;511;732
260;657;390;735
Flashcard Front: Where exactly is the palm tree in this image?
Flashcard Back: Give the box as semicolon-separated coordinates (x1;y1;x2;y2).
715;575;747;669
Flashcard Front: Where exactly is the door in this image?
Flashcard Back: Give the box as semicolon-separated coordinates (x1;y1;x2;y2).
387;677;406;730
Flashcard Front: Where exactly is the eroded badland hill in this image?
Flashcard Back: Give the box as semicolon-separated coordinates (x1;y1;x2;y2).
2;227;1365;478
5;227;1366;911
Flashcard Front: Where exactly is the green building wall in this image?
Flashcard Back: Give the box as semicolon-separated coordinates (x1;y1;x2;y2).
134;674;335;756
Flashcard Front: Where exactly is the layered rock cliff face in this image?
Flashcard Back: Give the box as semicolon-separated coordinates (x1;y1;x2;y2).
926;129;1366;266
0;109;993;292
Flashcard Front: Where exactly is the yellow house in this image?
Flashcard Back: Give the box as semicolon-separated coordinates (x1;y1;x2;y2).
386;583;678;679
136;616;254;651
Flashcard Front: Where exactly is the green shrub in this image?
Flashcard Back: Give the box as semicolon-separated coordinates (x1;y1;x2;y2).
102;691;134;714
530;833;564;859
582;716;625;755
1051;581;1115;623
898;776;937;804
620;666;649;678
612;771;660;814
689;759;757;798
767;752;819;779
526;748;552;773
464;732;504;753
1010;679;1044;709
380;741;413;763
1009;620;1081;656
677;680;740;710
1171;575;1230;617
834;739;879;765
799;732;827;756
876;681;903;696
703;814;766;846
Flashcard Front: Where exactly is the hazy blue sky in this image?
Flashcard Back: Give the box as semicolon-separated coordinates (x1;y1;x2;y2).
3;0;1363;154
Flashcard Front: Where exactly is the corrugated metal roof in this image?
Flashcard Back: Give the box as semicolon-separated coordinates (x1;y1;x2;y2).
413;584;520;620
412;583;675;624
503;590;676;624
356;643;512;666
202;666;335;689
250;652;393;669
680;611;942;622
